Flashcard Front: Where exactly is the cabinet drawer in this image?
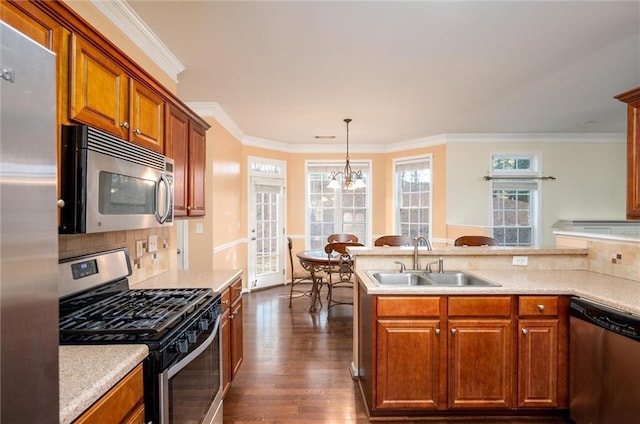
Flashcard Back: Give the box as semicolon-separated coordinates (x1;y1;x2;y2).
230;278;242;304
74;363;144;424
220;286;231;311
448;296;512;317
518;296;558;317
377;296;440;317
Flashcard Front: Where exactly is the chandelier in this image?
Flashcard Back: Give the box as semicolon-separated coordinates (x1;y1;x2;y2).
327;118;366;190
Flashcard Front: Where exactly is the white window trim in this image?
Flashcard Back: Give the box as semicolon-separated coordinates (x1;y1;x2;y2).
488;152;542;246
305;159;372;249
392;154;433;238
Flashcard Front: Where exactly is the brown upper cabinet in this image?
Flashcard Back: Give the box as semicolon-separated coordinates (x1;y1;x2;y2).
70;34;165;153
166;105;207;217
615;87;640;219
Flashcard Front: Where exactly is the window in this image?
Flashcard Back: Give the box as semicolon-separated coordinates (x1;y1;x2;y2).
490;154;539;246
307;162;370;249
394;156;432;238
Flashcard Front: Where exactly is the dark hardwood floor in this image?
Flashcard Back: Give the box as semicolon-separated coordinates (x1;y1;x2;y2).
223;284;571;424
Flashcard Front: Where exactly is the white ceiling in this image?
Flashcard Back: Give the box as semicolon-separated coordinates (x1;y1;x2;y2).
120;1;639;148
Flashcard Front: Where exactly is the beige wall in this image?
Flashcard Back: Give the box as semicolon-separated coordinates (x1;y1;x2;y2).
447;140;626;246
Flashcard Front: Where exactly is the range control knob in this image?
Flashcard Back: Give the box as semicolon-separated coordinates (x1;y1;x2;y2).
177;339;189;354
186;330;197;344
198;318;209;331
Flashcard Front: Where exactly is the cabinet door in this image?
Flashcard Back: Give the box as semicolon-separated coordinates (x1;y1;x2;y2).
518;319;558;407
376;319;442;409
69;34;129;139
188;122;206;216
130;79;164;153
230;297;243;379
615;88;640;218
166;105;189;217
448;319;514;409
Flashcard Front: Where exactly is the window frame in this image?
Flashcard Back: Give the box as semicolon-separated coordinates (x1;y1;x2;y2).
392;154;433;239
489;152;541;246
305;159;372;249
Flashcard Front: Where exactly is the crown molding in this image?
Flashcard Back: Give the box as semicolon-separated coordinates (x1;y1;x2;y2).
91;0;185;83
186;102;625;153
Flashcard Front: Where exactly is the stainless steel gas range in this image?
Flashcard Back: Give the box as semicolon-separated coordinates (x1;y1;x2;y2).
58;248;223;424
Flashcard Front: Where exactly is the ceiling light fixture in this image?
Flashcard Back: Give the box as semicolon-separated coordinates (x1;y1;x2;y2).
327;118;365;190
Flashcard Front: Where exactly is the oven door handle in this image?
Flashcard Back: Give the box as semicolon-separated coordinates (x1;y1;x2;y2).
167;314;221;379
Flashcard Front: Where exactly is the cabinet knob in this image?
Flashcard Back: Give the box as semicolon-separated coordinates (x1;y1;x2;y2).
187;206;192;210
450;328;457;335
133;128;141;135
121;121;130;129
57;199;65;208
522;328;529;335
537;304;545;312
435;328;441;335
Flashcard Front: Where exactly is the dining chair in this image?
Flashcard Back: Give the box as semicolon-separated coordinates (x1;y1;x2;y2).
374;235;413;246
287;237;322;308
454;235;500;246
323;241;363;311
327;233;359;243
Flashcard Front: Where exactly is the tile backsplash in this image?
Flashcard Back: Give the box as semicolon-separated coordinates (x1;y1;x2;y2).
59;227;173;284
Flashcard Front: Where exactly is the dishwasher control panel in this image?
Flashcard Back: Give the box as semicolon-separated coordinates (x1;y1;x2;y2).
570;297;639;342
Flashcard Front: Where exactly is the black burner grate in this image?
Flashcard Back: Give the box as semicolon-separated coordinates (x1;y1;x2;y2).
59;288;212;335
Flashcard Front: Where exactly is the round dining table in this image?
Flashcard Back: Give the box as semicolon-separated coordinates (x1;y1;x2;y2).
295;250;337;312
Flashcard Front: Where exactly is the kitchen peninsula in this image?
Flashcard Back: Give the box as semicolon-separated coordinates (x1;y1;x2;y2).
350;244;640;419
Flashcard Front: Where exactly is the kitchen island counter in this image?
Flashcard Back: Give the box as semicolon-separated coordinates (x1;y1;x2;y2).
357;268;640;315
59;344;148;424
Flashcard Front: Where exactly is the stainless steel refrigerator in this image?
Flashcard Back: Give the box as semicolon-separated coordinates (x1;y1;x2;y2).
0;21;59;422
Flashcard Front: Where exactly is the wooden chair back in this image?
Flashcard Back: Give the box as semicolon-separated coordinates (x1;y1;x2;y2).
324;241;364;255
454;235;499;247
327;233;359;243
374;235;413;247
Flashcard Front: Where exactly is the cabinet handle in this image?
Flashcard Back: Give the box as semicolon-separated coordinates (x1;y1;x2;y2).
537;304;545;312
133;128;141;135
57;199;65;208
450;328;457;335
522;328;529;335
121;121;130;129
222;300;229;305
435;328;440;335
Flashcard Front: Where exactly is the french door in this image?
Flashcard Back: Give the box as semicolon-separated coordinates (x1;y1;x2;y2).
248;176;285;290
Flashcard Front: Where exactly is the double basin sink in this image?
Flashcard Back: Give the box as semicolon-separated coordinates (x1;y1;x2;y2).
367;270;500;287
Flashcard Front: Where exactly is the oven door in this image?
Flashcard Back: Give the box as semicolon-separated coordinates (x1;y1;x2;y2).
159;314;223;424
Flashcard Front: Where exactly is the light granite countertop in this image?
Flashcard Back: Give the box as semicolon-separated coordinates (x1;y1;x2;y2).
59;344;148;424
357;269;640;315
131;268;243;292
60;269;242;424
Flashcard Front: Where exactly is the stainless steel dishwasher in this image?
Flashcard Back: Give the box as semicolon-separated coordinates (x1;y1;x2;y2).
569;297;640;424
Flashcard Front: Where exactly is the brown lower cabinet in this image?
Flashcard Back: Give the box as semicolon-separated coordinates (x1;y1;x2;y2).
73;363;145;424
221;277;243;398
358;285;568;418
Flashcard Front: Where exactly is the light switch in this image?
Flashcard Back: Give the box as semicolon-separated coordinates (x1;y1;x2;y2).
136;240;144;258
195;223;204;234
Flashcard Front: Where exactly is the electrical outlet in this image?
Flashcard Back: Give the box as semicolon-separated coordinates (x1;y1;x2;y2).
512;256;528;266
136;240;144;258
148;235;158;252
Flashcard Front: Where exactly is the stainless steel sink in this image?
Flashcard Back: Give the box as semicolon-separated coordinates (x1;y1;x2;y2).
367;270;500;287
421;271;500;287
368;271;433;286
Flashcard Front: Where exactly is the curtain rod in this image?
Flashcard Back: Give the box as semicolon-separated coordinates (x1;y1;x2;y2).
483;175;556;181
